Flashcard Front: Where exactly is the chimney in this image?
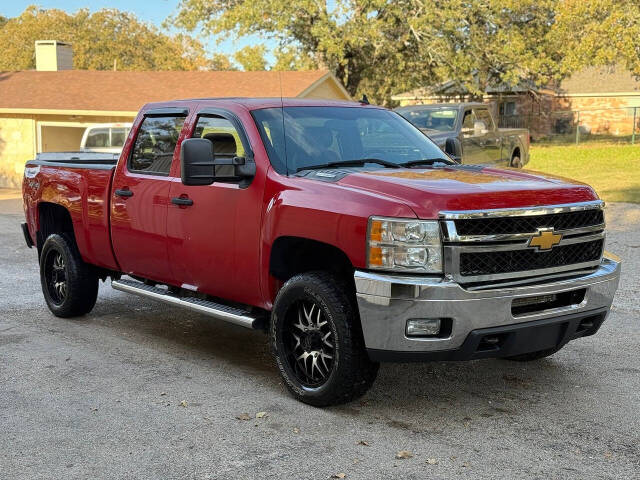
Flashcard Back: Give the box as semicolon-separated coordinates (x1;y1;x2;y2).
35;40;73;71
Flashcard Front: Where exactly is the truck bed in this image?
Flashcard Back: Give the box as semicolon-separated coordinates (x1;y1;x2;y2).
23;152;119;271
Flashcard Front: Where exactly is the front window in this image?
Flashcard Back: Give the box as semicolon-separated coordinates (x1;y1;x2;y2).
252;106;449;174
397;107;458;132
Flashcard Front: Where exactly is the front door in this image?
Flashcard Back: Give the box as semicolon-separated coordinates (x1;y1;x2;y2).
166;110;264;307
472;107;502;164
110;113;187;284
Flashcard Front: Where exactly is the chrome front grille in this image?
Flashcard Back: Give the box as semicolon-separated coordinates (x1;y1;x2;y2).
440;201;605;284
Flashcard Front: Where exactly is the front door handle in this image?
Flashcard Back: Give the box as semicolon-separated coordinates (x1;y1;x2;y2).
115;189;133;198
171;197;194;207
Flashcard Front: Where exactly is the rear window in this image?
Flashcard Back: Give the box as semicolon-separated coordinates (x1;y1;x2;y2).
129;116;185;175
84;128;109;148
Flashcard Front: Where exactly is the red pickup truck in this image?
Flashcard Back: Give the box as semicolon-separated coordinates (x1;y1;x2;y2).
22;98;620;406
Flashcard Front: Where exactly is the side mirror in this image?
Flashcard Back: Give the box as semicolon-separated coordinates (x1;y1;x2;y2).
474;120;488;136
180;137;257;186
180;138;215;186
445;137;462;163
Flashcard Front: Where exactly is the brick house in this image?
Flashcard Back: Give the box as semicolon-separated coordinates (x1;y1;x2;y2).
392;66;640;140
0;41;351;188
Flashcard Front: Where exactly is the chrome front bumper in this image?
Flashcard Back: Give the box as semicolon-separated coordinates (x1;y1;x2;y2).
355;254;621;359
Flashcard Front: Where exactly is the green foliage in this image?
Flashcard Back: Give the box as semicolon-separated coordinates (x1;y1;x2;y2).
273;46;316;71
208;52;236;70
233;45;268;71
549;0;640;78
172;0;432;104
0;6;208;71
172;0;640;104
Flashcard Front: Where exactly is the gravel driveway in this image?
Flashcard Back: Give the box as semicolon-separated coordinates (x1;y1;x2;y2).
1;192;638;479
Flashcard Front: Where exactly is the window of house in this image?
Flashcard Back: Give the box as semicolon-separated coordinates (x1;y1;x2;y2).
129;116;185;175
499;101;517;116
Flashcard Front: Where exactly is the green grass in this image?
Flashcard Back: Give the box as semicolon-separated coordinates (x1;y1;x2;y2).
527;143;640;203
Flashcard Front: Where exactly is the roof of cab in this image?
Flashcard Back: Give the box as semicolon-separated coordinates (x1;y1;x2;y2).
141;97;383;113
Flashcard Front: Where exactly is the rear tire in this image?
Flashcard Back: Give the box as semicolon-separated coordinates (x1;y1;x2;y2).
504;345;562;361
40;233;99;318
270;271;378;406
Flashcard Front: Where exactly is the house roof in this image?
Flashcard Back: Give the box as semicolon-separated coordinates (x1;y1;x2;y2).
392;78;534;101
557;66;640;95
0;70;346;113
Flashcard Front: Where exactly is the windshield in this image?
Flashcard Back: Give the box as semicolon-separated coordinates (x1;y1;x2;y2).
251;106;448;174
397;107;458;132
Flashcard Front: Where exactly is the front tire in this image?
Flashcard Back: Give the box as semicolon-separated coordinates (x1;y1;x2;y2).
40;233;99;318
270;272;378;406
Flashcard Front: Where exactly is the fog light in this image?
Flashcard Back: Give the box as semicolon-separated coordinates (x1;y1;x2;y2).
406;318;441;337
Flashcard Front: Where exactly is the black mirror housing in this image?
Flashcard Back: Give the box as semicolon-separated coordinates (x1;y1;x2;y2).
180;138;215;186
445;137;462;163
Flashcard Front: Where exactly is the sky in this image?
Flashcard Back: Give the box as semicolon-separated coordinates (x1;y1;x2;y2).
0;1;275;62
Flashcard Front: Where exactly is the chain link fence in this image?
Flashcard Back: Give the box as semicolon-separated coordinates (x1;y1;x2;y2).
499;107;640;145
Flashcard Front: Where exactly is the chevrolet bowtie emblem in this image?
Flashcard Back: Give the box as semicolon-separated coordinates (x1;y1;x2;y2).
528;228;562;251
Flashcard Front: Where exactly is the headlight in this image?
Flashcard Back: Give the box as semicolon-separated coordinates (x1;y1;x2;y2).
367;217;442;273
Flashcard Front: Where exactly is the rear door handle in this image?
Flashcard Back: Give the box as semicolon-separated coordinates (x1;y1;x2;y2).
115;189;133;198
171;197;194;207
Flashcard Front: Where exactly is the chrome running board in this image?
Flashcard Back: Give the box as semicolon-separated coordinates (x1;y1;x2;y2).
111;278;261;329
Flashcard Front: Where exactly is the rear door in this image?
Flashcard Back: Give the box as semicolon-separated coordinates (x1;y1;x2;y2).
110;108;188;284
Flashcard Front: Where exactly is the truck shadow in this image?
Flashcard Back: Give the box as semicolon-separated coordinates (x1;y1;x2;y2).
94;287;579;420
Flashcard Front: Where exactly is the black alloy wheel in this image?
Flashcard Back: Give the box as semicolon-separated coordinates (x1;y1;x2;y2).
44;249;68;305
283;299;336;387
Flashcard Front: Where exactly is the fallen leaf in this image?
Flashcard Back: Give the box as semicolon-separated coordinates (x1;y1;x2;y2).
426;458;438;465
396;450;413;459
293;427;300;434
160;392;167;396
235;413;251;421
179;400;187;407
256;411;268;419
357;440;370;446
331;474;346;479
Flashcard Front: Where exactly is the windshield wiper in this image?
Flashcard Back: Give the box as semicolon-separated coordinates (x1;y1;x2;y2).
400;158;454;168
296;158;400;173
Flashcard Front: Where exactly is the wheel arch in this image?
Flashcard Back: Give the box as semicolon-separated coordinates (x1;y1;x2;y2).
36;202;75;254
268;236;356;303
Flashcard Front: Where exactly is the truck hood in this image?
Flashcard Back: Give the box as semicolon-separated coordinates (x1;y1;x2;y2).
337;165;598;219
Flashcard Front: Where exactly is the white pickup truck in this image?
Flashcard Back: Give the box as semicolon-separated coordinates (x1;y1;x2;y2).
80;123;132;154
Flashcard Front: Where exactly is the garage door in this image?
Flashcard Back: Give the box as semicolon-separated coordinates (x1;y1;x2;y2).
40;126;86;152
